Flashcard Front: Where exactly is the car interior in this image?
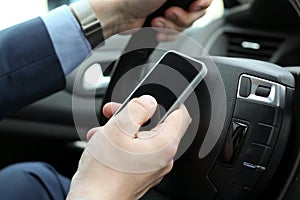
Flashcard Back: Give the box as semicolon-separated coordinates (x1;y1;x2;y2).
1;0;300;199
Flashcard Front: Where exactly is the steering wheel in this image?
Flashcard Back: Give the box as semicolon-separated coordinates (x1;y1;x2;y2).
98;1;295;199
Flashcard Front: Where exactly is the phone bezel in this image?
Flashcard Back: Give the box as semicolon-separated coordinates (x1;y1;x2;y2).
113;50;208;124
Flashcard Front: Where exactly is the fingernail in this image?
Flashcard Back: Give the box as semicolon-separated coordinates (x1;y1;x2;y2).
195;0;210;11
154;21;165;28
140;95;157;105
167;14;177;22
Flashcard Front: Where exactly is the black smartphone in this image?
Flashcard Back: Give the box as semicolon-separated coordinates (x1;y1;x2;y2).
114;50;207;129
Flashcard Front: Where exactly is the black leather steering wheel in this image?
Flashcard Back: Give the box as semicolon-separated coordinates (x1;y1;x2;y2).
98;1;295;199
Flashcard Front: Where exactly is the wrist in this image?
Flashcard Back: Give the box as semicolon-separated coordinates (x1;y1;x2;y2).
88;0;123;39
66;151;134;200
70;0;106;48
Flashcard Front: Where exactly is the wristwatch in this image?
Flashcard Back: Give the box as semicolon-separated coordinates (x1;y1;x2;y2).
70;0;104;48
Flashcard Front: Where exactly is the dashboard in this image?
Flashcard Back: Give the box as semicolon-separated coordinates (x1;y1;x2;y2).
1;0;300;199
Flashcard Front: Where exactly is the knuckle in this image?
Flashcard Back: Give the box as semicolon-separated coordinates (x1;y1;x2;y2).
164;143;178;159
131;97;153;113
128;99;149;121
201;0;212;9
179;18;192;27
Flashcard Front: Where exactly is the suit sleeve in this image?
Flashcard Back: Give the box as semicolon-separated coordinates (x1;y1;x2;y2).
0;17;66;118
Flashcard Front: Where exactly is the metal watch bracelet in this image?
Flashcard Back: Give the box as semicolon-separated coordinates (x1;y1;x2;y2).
70;0;104;48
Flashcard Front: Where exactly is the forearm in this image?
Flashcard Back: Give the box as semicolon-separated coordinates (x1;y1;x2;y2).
0;17;66;118
0;3;95;118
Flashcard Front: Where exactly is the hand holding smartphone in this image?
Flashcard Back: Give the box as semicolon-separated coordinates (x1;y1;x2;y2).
114;50;207;130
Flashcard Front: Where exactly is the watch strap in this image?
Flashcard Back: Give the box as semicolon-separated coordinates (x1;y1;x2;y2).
70;0;104;48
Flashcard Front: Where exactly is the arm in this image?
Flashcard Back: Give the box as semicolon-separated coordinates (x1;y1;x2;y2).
0;6;90;118
0;0;211;118
0;17;66;118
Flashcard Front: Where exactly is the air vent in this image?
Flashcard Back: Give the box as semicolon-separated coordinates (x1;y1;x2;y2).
226;32;283;61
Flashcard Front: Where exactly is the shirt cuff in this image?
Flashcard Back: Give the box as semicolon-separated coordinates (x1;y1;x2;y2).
41;5;92;75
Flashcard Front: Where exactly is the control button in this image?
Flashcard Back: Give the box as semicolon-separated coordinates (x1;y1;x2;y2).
233;99;282;127
237;74;286;108
252;123;275;146
239;76;251;97
244;143;272;166
255;85;271;97
219;121;248;164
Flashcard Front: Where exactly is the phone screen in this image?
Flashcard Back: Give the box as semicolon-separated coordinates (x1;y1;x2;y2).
115;51;207;129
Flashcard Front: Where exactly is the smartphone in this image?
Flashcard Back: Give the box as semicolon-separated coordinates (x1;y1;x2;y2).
114;50;207;129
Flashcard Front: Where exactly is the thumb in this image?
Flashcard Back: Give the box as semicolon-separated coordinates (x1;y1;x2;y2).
105;95;158;138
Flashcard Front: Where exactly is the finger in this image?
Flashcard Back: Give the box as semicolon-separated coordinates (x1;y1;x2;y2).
136;105;191;150
151;9;206;42
151;0;211;29
189;0;212;12
102;102;121;119
151;17;182;42
164;7;206;27
156;32;180;42
86;127;101;141
105;95;158;137
159;105;191;142
152;17;183;32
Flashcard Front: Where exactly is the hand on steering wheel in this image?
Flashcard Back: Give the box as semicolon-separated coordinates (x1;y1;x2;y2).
89;0;212;40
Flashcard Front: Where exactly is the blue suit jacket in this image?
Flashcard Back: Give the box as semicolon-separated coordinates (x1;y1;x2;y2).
0;18;66;118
